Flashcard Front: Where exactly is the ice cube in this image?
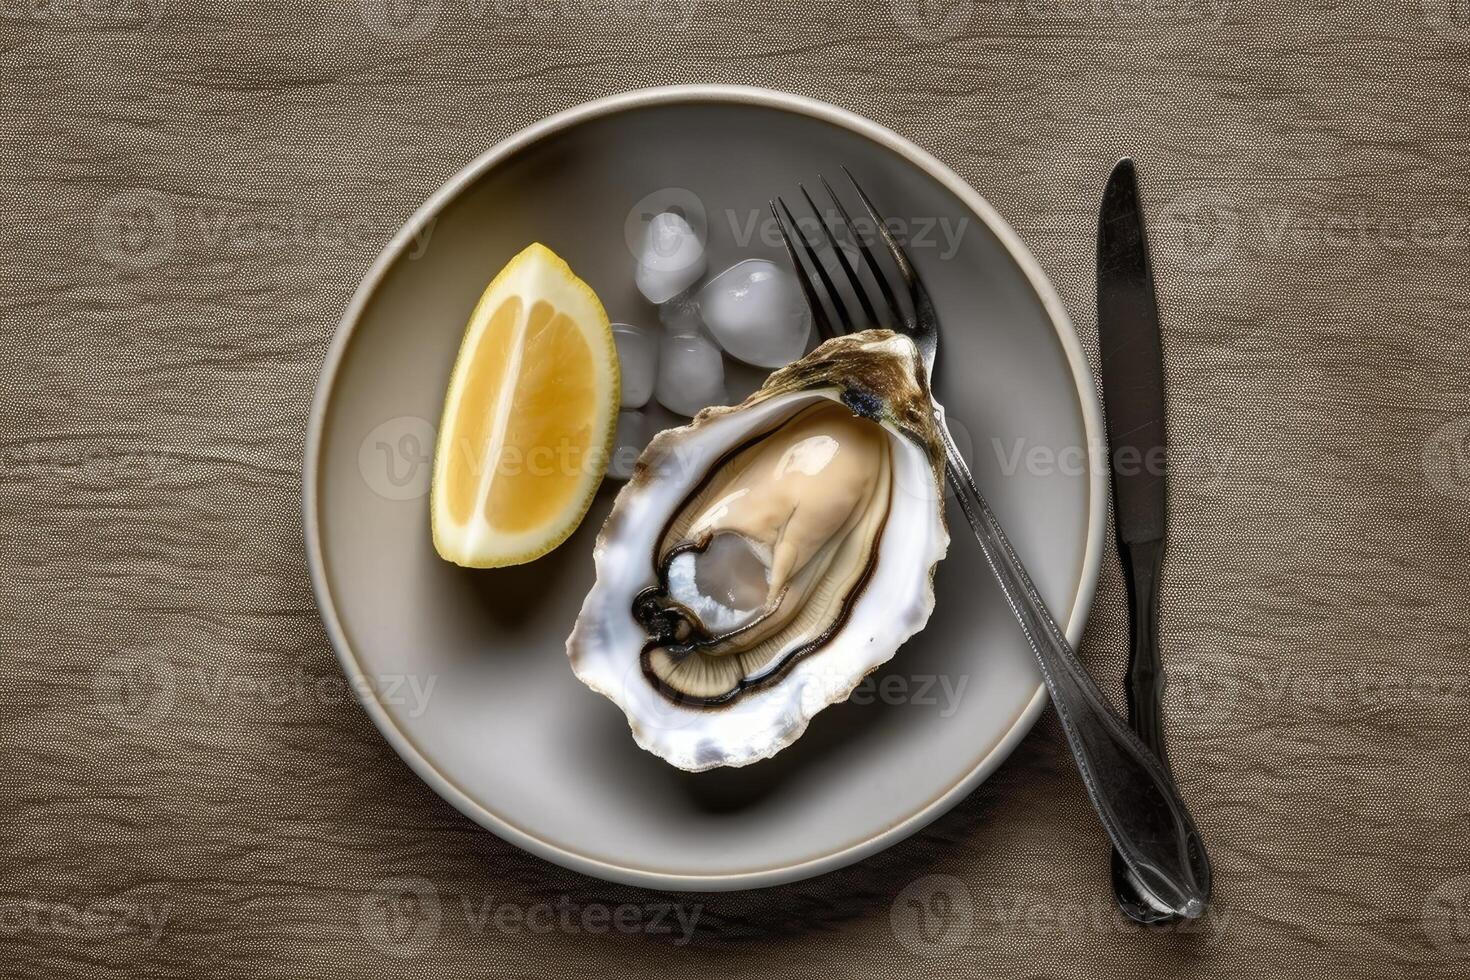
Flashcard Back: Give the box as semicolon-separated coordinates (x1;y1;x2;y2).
635;212;706;305
658;290;703;335
611;322;657;409
656;328;726;417
698;259;811;368
607;410;649;481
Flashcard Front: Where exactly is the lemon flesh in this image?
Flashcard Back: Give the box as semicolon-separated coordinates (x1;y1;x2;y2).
431;243;618;568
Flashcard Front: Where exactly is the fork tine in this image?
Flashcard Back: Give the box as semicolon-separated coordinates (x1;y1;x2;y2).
770;200;837;341
821;173;905;327
777;196;856;336
799;182;878;327
842;166;917;285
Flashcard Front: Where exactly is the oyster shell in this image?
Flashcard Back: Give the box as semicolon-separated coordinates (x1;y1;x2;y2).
566;330;949;771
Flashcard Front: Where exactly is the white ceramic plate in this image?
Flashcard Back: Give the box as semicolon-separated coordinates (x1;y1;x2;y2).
304;86;1104;890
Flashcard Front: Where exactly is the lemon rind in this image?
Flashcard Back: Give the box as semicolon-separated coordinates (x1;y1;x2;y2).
429;243;618;569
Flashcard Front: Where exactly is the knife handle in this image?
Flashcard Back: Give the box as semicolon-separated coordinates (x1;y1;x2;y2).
1119;536;1169;767
1110;535;1187;923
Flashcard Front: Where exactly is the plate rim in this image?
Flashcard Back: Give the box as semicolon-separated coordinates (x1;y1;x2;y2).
303;84;1106;891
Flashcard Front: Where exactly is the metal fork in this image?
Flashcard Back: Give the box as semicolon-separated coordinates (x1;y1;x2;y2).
772;171;1212;919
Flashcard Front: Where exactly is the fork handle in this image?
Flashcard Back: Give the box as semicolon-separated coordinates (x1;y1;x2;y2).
931;404;1212;919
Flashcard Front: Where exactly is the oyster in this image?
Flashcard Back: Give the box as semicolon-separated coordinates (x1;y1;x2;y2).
566;330;949;771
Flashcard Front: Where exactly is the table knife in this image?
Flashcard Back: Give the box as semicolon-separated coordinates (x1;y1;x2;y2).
1097;157;1212;922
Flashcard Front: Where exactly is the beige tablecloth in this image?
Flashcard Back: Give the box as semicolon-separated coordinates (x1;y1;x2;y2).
3;1;1469;976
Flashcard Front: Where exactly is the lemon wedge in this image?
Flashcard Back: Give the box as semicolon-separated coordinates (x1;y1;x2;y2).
431;243;618;568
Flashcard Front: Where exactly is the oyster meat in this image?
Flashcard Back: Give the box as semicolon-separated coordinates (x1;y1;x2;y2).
566;330;949;771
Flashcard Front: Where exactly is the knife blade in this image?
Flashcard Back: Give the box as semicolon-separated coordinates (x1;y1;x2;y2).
1098;157;1168;548
1098;157;1186;923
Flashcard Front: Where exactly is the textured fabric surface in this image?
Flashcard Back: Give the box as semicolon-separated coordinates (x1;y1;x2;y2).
2;1;1469;977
